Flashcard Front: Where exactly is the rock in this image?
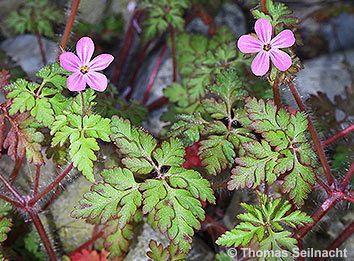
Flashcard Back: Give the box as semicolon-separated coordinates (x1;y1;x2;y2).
123;221;170;260
75;0;108;24
0;34;58;78
186;2;246;37
283;49;354;104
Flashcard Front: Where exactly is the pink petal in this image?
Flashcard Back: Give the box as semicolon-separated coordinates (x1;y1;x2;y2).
59;52;81;72
251;51;270;76
270;29;295;49
76;37;94;65
67;72;87;91
237;35;263;53
88;54;114;71
269;48;292;71
255;18;272;44
86;72;108;92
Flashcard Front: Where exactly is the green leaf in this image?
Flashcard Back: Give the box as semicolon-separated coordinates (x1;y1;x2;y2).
153;138;185;168
72;167;142;226
0;217;12;243
83;115;111;142
111;116;157;174
103;219;134;259
199;135;235;176
146;240;169;261
30;97;54;127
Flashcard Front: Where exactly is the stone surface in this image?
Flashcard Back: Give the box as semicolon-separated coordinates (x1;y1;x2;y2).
0;34;58;78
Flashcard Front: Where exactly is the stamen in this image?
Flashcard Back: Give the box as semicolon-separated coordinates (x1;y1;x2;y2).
80;65;89;74
263;44;271;51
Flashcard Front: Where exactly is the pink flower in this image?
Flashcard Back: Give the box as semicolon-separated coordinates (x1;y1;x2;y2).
237;18;295;76
60;37;114;92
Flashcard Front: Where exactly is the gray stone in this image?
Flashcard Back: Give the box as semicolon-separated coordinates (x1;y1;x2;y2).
75;0;108;24
284;49;354;103
0;34;58;78
186;2;246;37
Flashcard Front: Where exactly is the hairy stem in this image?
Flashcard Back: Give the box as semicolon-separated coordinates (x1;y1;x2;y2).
0;172;24;204
57;0;81;58
288;81;335;187
29;211;57;260
9;156;24;185
272;80;281;107
35;30;47;65
293;194;341;240
170;26;177;82
125;40;152;100
322;124;354;147
112;10;143;85
29;162;73;206
142;44;167;105
261;0;268;14
33;165;41;196
0;193;22;208
339;161;354;191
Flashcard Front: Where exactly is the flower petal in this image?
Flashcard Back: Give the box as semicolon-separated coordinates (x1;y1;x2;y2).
270;29;295;49
67;72;87;91
88;54;114;71
269;48;292;71
59;52;81;72
86;72;108;92
76;37;94;65
255;18;272;44
251;51;270;76
237;35;263;53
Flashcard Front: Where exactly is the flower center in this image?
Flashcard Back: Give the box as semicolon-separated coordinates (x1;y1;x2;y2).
263;44;271;52
80;65;89;74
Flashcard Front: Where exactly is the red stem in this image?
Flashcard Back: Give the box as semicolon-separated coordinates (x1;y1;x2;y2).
293;194;341;240
147;96;169;111
142;45;167;105
112;10;143;85
322;124;354;147
35;30;47;65
272;80;281;108
261;0;268;14
68;230;104;256
57;0;81;58
9;156;24;185
0;172;24;204
29;211;57;260
314;220;354;261
29;162;73;206
125;40;152;100
288;81;335;187
170;26;177;82
33;165;41;196
0;193;22;208
339;161;354;191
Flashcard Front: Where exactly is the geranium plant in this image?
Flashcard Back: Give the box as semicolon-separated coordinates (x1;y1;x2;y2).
0;0;352;260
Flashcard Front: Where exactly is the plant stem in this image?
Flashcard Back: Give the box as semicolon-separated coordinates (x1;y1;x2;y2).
29;211;57;260
0;193;22;208
33;165;41;196
261;0;268;14
339;161;354;191
112;10;143;85
322;124;354;147
125;40;152;100
293;194;341;240
314;220;354;261
288;81;335;187
147;96;169;111
9;156;24;185
142;44;167;105
35;30;47;65
68;230;104;256
57;0;81;58
29;162;73;206
170;26;177;82
0;172;24;204
80;91;85;115
272;80;281;107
